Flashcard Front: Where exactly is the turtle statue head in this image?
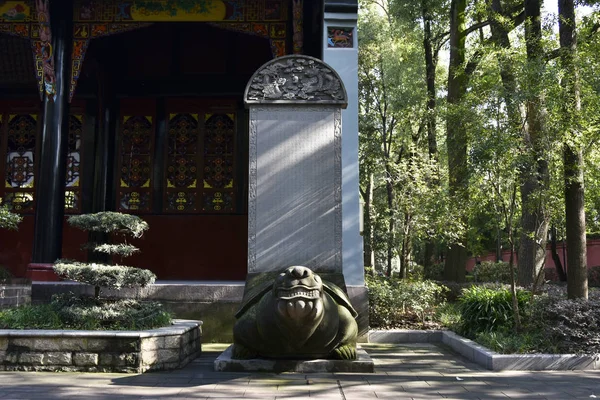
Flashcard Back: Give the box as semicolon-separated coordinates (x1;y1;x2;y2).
232;266;359;360
274;266;324;328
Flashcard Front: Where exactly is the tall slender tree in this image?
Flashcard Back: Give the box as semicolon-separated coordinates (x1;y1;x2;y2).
559;0;588;299
517;0;550;287
445;0;469;281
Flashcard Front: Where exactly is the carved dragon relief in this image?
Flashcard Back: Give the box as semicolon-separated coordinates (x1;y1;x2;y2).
245;56;347;106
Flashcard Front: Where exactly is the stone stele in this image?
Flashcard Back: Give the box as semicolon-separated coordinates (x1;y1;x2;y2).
232;266;358;360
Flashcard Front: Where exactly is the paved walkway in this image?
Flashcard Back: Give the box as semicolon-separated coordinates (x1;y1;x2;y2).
0;343;599;399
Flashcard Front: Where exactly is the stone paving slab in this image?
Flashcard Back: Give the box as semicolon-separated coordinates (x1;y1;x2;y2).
0;343;599;399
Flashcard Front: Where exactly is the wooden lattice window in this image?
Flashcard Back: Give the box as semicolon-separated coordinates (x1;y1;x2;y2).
202;113;235;212
117;100;155;213
65;113;83;213
164;112;200;212
0;111;39;213
163;100;237;214
0;104;85;213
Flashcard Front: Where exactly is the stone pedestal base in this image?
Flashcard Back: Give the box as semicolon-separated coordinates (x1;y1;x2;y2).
214;345;374;373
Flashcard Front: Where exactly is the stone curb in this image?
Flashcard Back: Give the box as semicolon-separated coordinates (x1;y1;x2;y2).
0;319;202;338
367;329;600;371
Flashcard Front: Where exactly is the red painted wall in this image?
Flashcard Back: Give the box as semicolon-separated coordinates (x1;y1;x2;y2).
124;215;248;280
466;239;600;272
0;216;87;277
0;215;248;280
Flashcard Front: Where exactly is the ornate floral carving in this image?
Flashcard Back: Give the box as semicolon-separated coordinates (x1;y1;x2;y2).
245;55;347;106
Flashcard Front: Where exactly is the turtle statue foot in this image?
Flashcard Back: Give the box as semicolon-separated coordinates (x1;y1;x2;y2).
232;343;258;360
330;344;357;360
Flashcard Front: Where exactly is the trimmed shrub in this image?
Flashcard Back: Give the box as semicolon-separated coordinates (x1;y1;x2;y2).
457;285;531;338
54;212;155;298
472;261;514;283
45;211;172;330
68;211;148;238
367;274;448;328
53;261;155;290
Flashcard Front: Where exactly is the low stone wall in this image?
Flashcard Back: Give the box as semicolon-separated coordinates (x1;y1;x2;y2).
368;329;600;371
0;320;202;373
0;284;31;309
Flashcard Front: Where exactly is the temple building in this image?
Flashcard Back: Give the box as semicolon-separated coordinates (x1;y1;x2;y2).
0;0;363;293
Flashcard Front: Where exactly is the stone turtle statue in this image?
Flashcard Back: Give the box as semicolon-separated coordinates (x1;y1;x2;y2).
232;266;358;360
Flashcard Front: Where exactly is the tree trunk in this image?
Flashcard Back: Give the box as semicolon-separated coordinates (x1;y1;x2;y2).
423;0;438;160
400;213;411;279
362;173;376;269
550;226;567;281
444;0;468;282
517;0;549;287
385;163;396;277
559;0;587;299
422;0;440;277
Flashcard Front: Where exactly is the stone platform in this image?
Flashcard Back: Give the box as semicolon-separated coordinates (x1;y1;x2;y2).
214;345;374;373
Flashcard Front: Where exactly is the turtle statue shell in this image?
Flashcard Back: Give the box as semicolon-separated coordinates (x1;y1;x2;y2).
232;266;358;360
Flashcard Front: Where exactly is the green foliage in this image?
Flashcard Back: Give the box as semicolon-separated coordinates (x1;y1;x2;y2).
435;281;473;302
366;273;448;328
56;212;152;299
434;302;461;329
68;212;149;238
0;266;12;283
457;285;531;338
82;243;140;257
472;261;514;283
424;262;445;281
540;297;600;354
53;261;156;290
0;297;172;330
0;205;22;231
474;330;552;354
589;266;600;287
50;294;172;330
0;304;63;329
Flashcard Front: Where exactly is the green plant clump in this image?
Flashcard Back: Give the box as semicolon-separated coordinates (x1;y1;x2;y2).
472;261;514;283
0;205;22;231
51;294;172;330
0;266;12;284
0;297;171;331
588;266;600;287
367;273;448;328
0;304;63;329
457;285;531;338
540;297;600;354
